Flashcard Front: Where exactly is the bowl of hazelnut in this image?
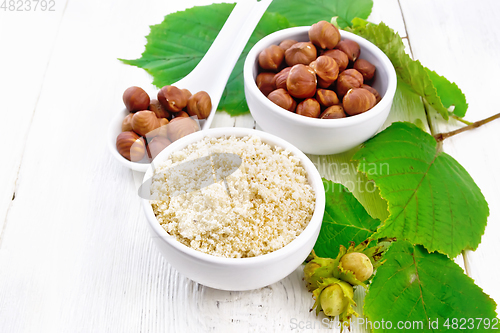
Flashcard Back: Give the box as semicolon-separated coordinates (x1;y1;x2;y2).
243;21;397;155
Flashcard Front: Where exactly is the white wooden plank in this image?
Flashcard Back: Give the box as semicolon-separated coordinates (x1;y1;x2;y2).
368;0;407;38
400;0;500;303
0;3;68;242
233;113;256;129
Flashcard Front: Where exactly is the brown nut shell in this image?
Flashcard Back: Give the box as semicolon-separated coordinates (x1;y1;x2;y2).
131;110;161;138
156;118;169;138
122;113;134;132
285;42;317;67
167;117;200;142
149;99;171;119
336;69;363;97
123;86;150;112
187;91;212;120
258;45;285;71
320;105;346;119
273;67;291;90
354;59;376;81
256;72;277;97
182;89;192;101
343;88;376;116
279;39;298;51
309;55;339;88
336;39;360;62
308;20;341;49
322;49;349;72
158;85;188;112
174;111;190;118
268;88;297;112
146;136;171;161
116;131;146;162
286;64;317;99
296;98;321;118
361;84;381;103
316;89;340;108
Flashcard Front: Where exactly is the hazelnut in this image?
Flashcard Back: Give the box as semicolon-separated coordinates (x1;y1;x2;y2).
182;88;192;101
322;49;349;72
122;113;134;132
267;88;297;112
168;117;200;142
256;72;277;97
362;84;381;103
279;39;298;51
131;110;160;138
308;20;341;49
122;86;150;112
286;64;317;99
158;85;188;112
316;89;340;108
320;105;346;119
296;98;321;118
354;59;376;81
187;91;212;120
285;42;317;67
336;69;363;97
309;55;339;88
146;136;171;161
156;118;169;138
116;131;146;162
258;45;285;72
343;88;376;116
149;99;171;119
336;39;360;62
272;67;291;90
174;111;190;118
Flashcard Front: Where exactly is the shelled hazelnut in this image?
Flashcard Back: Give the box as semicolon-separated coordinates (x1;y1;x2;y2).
254;20;381;120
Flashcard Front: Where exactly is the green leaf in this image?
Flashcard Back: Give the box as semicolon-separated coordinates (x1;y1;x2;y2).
346;18;468;120
365;240;498;332
267;0;373;28
353;122;489;258
314;180;381;259
120;4;291;116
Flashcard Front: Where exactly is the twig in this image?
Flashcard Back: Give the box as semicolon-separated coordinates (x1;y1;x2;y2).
434;112;500;142
451;115;473;126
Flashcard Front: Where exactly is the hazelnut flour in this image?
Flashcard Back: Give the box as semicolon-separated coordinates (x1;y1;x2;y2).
150;135;315;258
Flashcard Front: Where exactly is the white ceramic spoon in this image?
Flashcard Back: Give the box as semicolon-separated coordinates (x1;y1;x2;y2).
108;0;272;172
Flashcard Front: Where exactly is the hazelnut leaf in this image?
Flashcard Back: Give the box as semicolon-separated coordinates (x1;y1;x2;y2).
346;18;468;120
365;240;498;332
353;122;489;258
314;181;381;259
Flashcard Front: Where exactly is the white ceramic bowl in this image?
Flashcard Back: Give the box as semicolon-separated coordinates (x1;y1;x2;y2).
141;127;325;291
244;27;397;155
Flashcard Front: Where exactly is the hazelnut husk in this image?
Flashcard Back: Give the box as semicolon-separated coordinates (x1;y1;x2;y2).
187;91;212;120
354;59;376;81
122;113;134;132
361;84;381;103
285;42;317;67
258;45;285;72
146;136;171;161
322;49;349;72
131;110;161;138
279;39;298;51
273;67;291;90
123;86;150;112
158;85;188;112
336;39;360;62
336;69;363;97
256;72;277;97
316;89;340;108
296;98;321;118
149;99;171;119
268;88;297;112
286;64;317;99
309;55;339;88
343;88;376;116
320;105;346;119
116;131;146;162
167;117;200;142
308;20;341;49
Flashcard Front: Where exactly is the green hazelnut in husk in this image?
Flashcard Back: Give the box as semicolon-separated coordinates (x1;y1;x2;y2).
340;252;374;282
